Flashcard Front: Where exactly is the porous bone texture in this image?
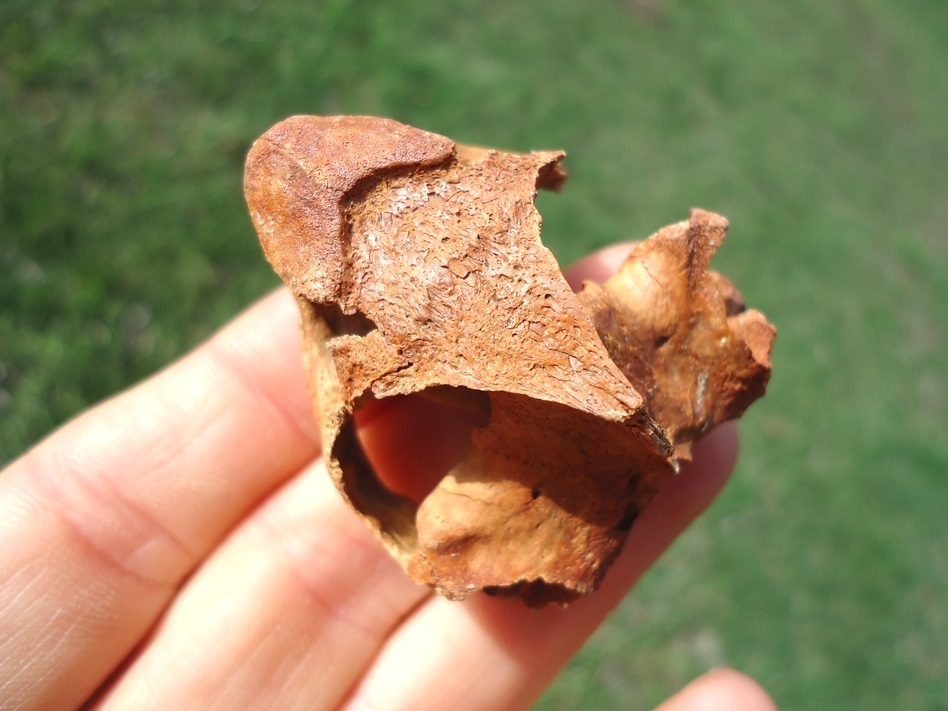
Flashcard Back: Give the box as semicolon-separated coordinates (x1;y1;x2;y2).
244;115;775;606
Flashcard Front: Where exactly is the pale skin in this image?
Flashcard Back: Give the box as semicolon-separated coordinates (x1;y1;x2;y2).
0;245;777;710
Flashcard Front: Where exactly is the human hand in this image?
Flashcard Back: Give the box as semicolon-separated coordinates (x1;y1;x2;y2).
0;245;775;710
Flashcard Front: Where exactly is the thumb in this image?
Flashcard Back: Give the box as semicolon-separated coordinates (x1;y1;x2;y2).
654;668;778;711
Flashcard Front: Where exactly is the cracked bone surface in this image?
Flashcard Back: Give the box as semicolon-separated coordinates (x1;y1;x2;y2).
244;115;775;607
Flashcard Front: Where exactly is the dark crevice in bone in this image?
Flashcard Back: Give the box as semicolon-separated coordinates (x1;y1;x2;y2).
320;303;378;337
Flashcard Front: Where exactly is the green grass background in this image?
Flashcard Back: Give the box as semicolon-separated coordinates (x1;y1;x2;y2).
2;0;946;708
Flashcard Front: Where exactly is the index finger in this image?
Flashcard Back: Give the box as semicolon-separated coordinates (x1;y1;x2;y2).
0;288;320;710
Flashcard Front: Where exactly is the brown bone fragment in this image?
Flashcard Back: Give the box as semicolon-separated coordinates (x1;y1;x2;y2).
244;115;775;607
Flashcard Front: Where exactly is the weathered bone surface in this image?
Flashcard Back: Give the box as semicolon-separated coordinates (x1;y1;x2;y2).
244;115;775;607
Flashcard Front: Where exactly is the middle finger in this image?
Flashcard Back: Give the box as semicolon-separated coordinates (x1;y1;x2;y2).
92;455;430;711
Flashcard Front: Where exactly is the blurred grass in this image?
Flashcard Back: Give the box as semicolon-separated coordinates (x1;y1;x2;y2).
2;0;946;708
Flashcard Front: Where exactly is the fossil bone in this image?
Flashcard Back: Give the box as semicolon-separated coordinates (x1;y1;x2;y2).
244;115;775;606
